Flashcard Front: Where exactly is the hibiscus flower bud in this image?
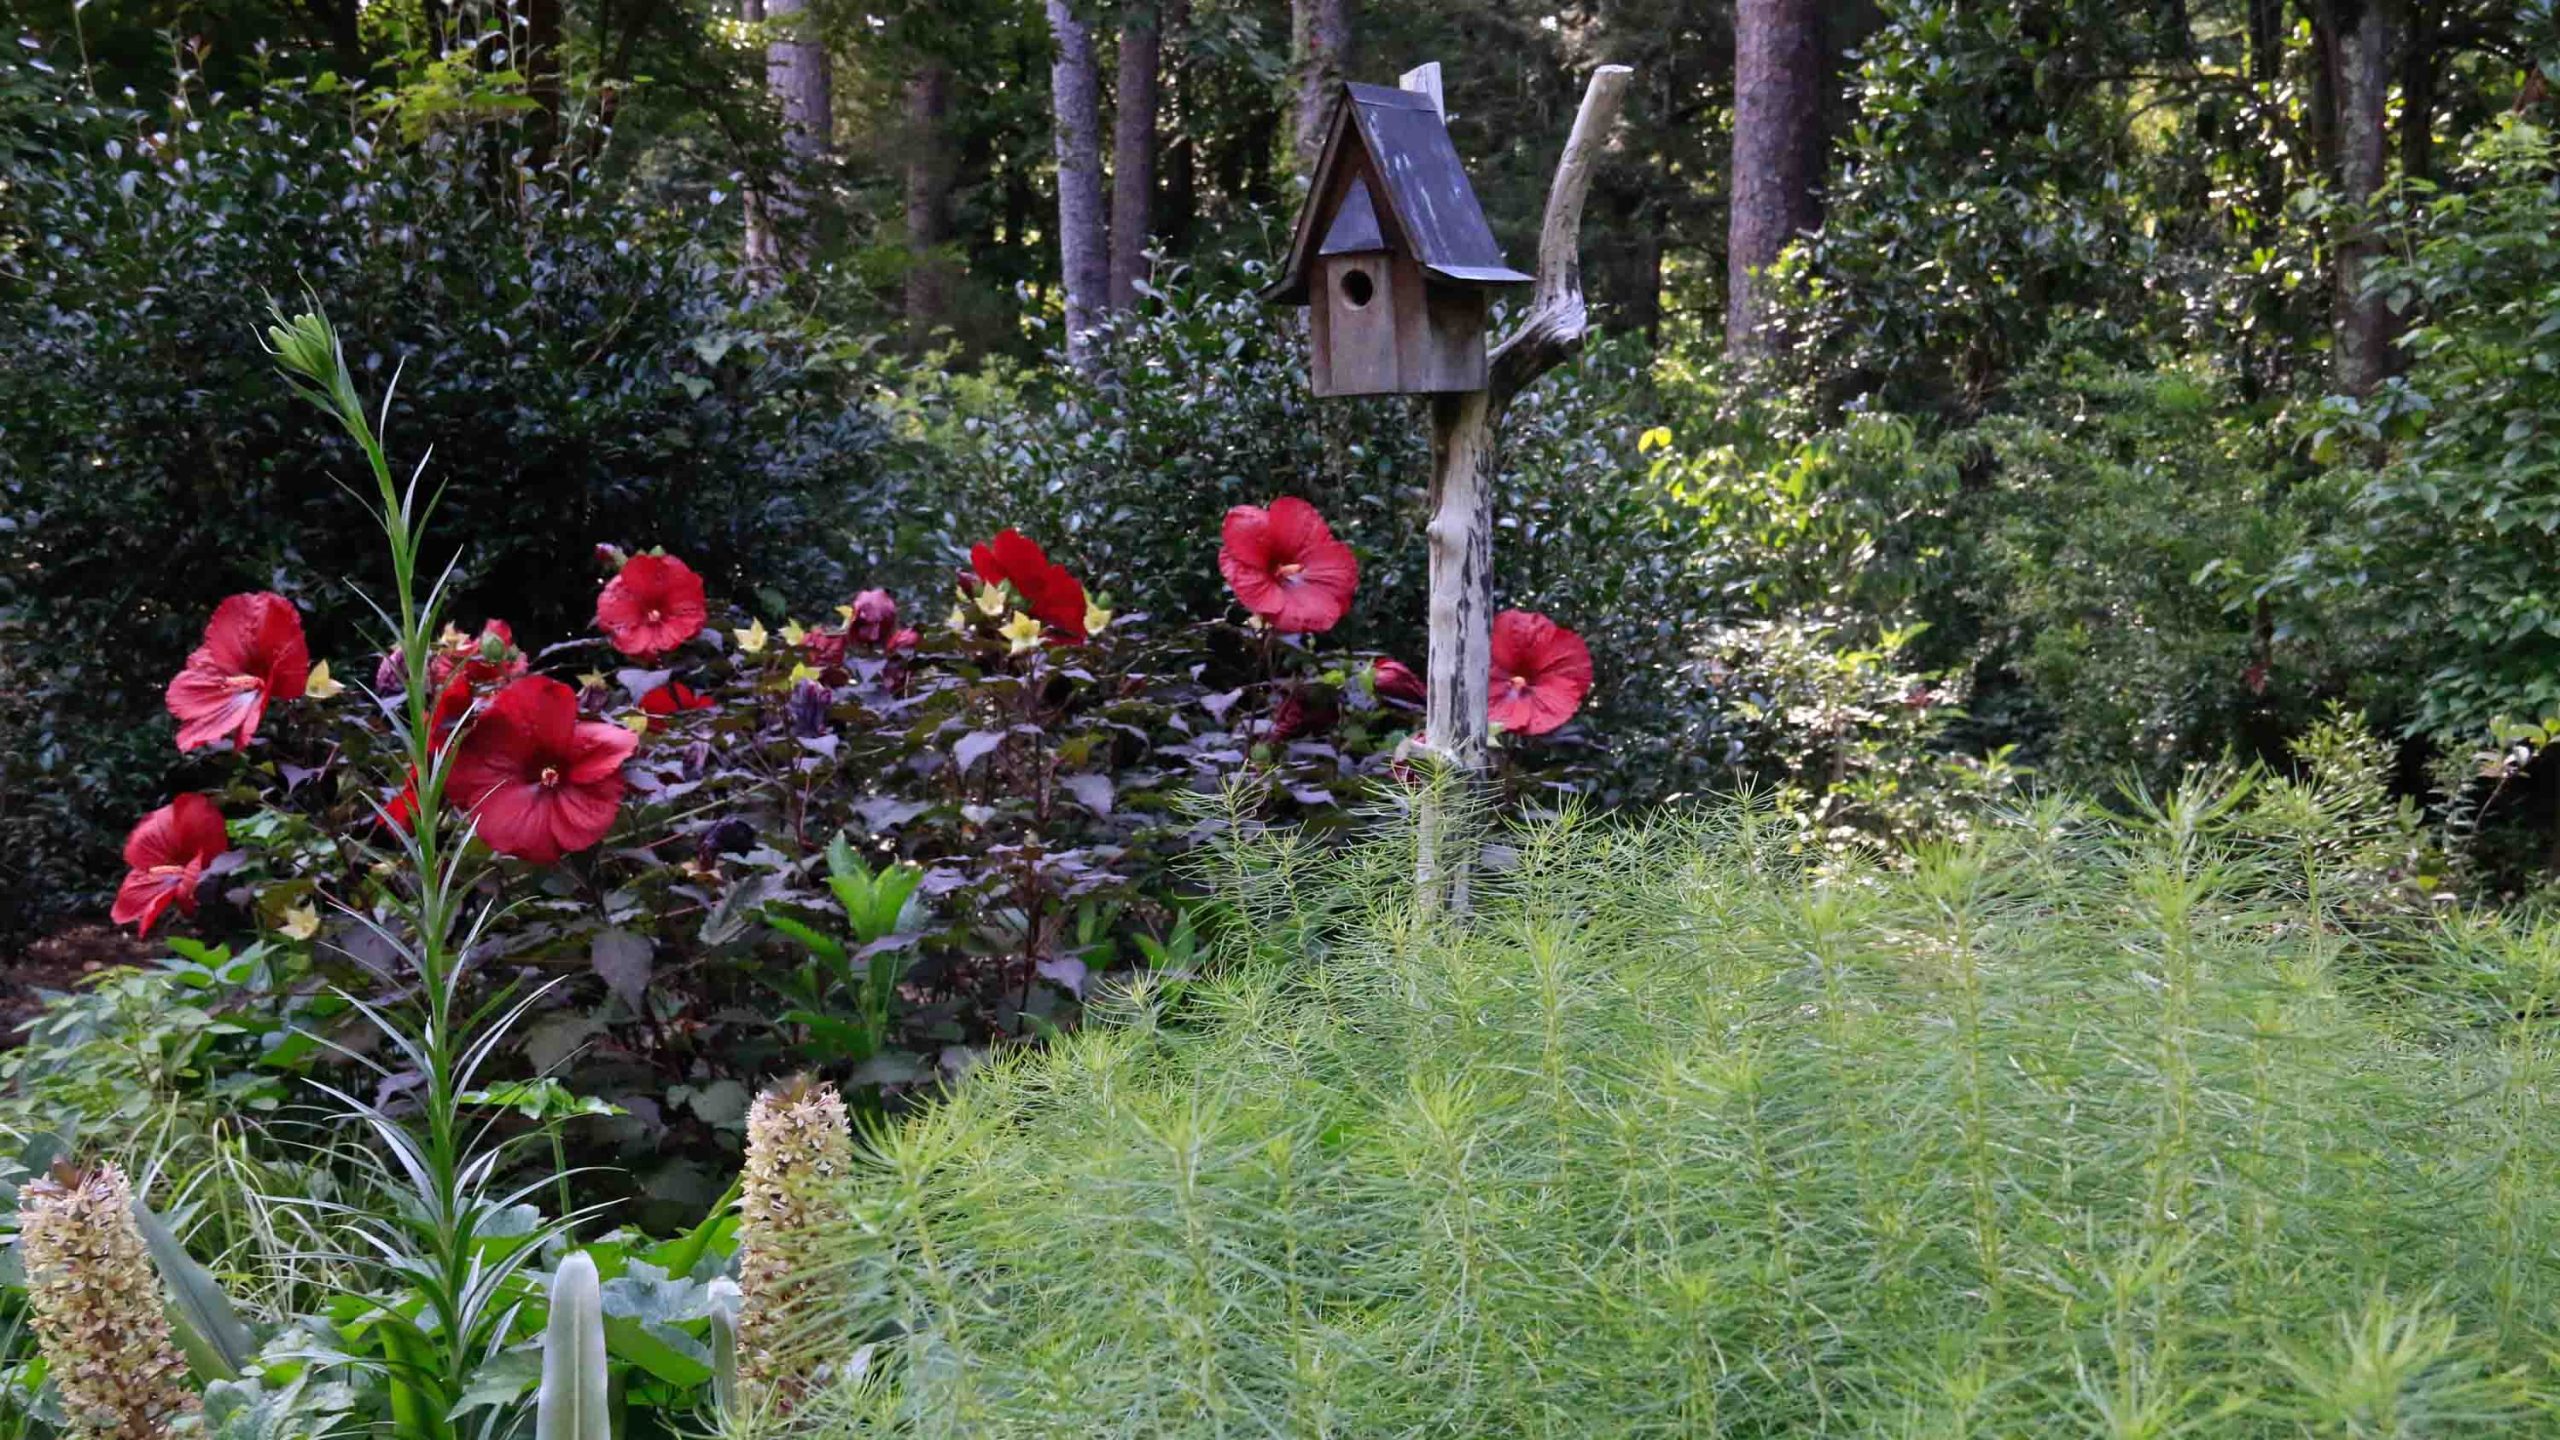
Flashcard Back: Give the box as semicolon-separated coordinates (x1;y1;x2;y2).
697;816;757;863
375;648;408;695
786;680;832;739
802;628;848;670
19;1161;200;1440
594;543;628;572
848;589;899;647
737;1078;853;1412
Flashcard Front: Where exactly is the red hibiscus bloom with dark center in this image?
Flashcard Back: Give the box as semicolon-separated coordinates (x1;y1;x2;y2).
595;554;709;657
449;676;639;864
1488;610;1593;737
1372;657;1425;705
849;589;900;647
166;593;310;752
1219;498;1359;634
970;529;1088;640
641;681;714;717
111;794;227;936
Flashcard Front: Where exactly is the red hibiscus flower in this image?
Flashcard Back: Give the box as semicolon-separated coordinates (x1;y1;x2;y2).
1488;610;1593;737
166;593;310;751
803;628;849;670
1219;498;1359;634
640;681;714;717
111;794;227;936
448;676;639;864
969;529;1088;640
849;589;899;647
595;553;709;658
1372;657;1426;705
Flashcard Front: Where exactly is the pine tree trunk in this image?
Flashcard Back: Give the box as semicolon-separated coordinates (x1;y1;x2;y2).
1045;0;1109;369
1110;1;1162;311
2328;0;2397;397
744;0;830;281
904;59;955;339
1725;0;1823;357
1290;0;1350;175
522;0;564;167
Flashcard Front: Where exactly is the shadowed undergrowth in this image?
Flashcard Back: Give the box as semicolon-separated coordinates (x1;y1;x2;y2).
801;775;2560;1436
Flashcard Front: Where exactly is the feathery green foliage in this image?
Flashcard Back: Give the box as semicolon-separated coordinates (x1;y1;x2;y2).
804;776;2560;1435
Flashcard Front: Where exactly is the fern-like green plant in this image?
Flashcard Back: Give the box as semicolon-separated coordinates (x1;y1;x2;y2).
795;787;2560;1435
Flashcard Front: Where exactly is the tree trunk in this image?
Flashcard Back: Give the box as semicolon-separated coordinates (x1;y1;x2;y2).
521;0;564;167
1416;63;1631;916
1290;0;1351;176
903;60;955;339
2328;0;2397;397
1725;0;1824;357
744;0;830;281
1109;1;1162;310
1045;0;1110;369
2398;0;2436;185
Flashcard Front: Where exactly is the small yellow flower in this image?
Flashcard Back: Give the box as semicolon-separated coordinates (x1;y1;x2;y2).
1001;611;1043;655
973;583;1010;619
304;660;344;700
620;713;651;737
279;902;321;941
787;663;822;684
437;622;472;651
834;604;855;624
781;619;809;647
577;670;610;692
946;604;969;632
734;617;769;655
1084;600;1114;636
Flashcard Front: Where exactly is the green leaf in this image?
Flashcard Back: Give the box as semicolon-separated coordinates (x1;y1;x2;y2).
132;1202;257;1384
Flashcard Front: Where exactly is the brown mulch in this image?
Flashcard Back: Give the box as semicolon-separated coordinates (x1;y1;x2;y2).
0;926;150;1049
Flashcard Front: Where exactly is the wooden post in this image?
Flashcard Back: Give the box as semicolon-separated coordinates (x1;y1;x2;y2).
1414;62;1631;914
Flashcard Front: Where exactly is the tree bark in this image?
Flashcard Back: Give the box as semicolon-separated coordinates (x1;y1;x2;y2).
1725;0;1824;357
1290;0;1351;177
2327;0;2397;397
1417;63;1632;915
1045;0;1110;369
743;0;830;281
1109;0;1162;310
904;60;955;339
521;0;564;167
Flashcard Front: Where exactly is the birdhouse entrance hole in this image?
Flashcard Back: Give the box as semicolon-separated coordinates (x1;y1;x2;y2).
1340;269;1376;308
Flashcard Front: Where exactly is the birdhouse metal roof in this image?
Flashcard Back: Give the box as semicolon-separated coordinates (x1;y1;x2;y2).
1266;81;1532;304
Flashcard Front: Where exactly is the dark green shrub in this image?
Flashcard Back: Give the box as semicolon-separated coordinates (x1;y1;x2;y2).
0;49;899;934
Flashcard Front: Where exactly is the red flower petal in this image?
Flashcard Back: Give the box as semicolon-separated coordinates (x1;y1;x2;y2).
595;554;710;657
450;676;632;864
1218;498;1357;634
166;593;309;751
640;681;713;716
971;529;1088;639
113;795;226;936
1487;610;1593;737
1372;657;1425;704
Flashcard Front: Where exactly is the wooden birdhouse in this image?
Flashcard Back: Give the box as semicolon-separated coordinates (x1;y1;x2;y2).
1266;77;1531;397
